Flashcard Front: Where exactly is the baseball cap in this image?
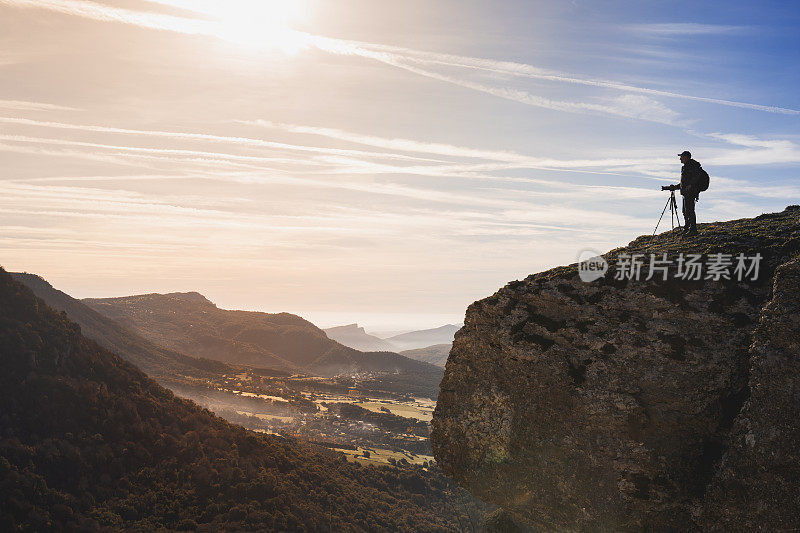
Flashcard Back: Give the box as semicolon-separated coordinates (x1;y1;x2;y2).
678;150;691;158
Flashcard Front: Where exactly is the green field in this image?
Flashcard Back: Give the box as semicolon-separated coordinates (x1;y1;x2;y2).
333;445;435;466
354;401;433;422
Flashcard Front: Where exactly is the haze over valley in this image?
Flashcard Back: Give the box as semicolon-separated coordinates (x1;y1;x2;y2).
13;271;450;471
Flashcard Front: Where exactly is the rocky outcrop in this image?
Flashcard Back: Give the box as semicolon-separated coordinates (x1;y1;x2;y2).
324;323;398;352
432;206;800;531
701;255;800;530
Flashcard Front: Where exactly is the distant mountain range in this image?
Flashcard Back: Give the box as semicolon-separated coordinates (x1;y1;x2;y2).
385;324;460;351
324;323;460;367
323;323;397;352
83;292;442;382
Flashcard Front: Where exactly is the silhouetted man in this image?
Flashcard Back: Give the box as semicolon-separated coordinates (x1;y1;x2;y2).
671;150;701;236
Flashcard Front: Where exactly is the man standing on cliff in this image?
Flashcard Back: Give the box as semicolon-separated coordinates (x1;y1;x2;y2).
671;150;703;236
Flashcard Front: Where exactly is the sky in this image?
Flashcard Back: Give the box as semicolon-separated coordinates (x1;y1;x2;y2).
1;0;799;331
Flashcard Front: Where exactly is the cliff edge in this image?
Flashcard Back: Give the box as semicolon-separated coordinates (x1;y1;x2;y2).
431;206;800;531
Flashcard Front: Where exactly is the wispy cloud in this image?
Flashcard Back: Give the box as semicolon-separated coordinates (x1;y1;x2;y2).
365;57;682;125
0;0;212;34
243;120;525;161
307;35;798;116
0;99;78;111
627;23;751;36
243;119;671;171
0;133;332;170
0;116;440;163
0;115;674;179
705;133;800;165
3;0;796;118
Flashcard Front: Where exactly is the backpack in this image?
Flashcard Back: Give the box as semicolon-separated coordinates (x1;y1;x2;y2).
697;167;710;192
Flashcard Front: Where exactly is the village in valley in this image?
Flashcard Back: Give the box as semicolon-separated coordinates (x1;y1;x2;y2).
165;369;437;467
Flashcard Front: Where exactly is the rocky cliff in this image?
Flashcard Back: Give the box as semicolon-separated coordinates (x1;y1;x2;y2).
431;206;800;531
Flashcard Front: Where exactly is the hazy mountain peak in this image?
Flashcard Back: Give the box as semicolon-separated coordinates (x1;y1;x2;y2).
385;324;461;351
326;323;365;333
163;291;215;305
324;323;396;352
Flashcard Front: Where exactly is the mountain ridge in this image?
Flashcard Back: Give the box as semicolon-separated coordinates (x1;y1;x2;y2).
83;291;444;397
400;344;451;368
10;273;232;381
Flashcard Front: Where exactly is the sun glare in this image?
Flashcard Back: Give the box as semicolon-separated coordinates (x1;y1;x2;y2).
155;0;310;54
212;0;308;54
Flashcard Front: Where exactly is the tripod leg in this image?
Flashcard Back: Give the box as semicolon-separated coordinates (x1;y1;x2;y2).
672;195;682;228
669;196;675;229
653;196;672;235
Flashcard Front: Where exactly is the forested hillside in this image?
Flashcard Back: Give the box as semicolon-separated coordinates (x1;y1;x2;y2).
84;292;442;386
11;273;231;381
0;268;484;531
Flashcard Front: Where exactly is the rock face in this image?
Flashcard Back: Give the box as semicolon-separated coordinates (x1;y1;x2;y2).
701;255;800;530
432;206;800;531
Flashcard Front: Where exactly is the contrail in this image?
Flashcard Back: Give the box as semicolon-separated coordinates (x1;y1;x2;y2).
244;120;671;169
329;38;800;116
0;133;337;168
0;99;79;111
0;116;443;163
0;0;213;34
3;0;797;116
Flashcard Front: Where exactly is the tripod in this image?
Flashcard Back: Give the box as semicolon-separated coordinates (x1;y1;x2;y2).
653;189;682;235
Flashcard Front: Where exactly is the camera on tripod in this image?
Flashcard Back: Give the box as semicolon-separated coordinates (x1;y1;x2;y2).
654;184;682;234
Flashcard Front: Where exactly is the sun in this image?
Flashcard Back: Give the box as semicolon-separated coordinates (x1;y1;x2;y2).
155;0;310;54
211;0;309;54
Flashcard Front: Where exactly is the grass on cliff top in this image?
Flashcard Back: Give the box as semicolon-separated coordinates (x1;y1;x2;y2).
526;205;800;284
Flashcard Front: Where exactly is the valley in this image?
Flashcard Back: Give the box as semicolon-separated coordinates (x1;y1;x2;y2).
165;368;438;465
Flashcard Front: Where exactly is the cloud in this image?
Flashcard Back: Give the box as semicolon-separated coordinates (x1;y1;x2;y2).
0;99;78;111
706;133;800;165
370;57;681;125
6;114;796;203
243;119;672;176
1;115;674;178
0;116;439;163
609;94;682;125
0;133;332;170
4;0;796;118
627;23;750;36
308;35;798;116
0;140;156;169
0;0;213;35
243;120;525;162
